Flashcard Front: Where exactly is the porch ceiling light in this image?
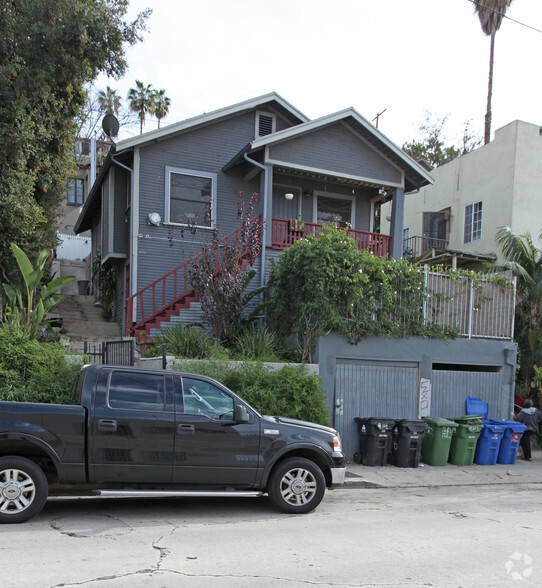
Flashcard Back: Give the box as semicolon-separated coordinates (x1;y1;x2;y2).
148;212;161;226
285;193;294;201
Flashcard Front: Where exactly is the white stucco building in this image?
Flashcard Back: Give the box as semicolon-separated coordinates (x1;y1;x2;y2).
382;120;542;268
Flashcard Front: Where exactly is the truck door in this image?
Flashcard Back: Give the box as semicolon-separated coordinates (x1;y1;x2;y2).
90;369;175;483
172;376;261;486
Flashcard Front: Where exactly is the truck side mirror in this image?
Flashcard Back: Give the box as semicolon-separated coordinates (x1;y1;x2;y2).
235;404;251;424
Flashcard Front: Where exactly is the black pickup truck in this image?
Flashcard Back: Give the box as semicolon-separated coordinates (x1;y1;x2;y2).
0;364;346;523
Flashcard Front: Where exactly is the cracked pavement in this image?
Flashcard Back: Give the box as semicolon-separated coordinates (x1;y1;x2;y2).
2;484;542;587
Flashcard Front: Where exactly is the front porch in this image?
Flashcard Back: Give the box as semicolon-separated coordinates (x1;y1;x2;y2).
271;217;391;256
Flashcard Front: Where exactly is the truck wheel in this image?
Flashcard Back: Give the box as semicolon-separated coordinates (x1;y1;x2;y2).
268;457;326;514
0;456;48;524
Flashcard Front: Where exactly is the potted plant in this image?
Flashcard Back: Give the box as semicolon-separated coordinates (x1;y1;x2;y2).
91;253;116;320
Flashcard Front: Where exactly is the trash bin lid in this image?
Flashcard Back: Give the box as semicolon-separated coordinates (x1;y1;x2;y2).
481;419;506;432
453;415;483;423
488;420;526;433
422;417;458;428
466;396;488;419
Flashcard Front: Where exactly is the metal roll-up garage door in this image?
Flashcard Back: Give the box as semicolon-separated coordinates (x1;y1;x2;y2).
430;366;504;418
334;359;420;461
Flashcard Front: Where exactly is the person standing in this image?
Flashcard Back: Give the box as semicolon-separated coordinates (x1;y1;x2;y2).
516;399;542;461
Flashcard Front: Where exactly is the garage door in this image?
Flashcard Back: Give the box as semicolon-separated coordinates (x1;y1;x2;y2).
430;366;504;418
334;360;419;461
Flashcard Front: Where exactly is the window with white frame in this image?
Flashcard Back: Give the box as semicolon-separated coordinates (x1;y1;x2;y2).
67;178;84;205
464;201;482;244
165;167;216;227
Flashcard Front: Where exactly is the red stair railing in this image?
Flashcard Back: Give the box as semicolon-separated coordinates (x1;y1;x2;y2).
126;215;262;336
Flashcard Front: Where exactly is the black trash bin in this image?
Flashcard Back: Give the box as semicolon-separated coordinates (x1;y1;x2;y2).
391;419;428;468
353;417;395;466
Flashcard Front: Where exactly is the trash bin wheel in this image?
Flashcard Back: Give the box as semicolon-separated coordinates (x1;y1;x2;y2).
353;452;362;464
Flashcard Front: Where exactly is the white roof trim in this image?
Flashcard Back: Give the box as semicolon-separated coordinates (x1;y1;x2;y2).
251;108;434;185
116;92;308;152
267;159;403;189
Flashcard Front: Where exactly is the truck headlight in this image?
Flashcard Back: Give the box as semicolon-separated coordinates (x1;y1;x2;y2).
333;435;342;453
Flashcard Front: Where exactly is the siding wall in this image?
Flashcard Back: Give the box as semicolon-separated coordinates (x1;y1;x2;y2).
135;110;263;294
269;123;402;185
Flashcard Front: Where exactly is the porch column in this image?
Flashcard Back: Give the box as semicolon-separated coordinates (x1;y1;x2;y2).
263;163;273;247
389;186;405;259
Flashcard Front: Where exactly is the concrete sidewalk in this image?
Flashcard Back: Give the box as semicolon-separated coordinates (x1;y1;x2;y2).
344;448;542;489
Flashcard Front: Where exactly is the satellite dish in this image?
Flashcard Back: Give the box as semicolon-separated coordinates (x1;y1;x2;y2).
102;114;119;138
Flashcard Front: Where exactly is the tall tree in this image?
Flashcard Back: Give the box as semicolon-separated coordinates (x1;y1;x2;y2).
0;0;150;282
98;86;122;115
151;88;171;129
473;0;514;144
128;80;153;134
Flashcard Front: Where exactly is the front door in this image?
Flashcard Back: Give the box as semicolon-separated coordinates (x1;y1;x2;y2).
172;375;261;486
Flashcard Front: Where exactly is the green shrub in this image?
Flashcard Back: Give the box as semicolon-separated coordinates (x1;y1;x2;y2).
231;327;281;362
174;360;330;426
155;323;216;359
0;325;82;403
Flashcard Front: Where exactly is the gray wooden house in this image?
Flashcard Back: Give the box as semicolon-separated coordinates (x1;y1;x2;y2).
75;93;432;336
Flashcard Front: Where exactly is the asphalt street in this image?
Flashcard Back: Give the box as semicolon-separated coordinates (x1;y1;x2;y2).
2;454;541;588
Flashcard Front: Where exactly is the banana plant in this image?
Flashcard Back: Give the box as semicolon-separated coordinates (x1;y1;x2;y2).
1;243;75;338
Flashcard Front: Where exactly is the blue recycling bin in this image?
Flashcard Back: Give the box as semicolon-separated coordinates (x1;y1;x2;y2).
466;396;488;419
497;421;526;465
474;420;506;465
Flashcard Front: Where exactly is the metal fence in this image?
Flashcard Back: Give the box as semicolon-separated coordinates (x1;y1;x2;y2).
424;268;516;340
83;340;135;366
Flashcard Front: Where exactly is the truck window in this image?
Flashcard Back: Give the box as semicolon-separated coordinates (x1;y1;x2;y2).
181;377;234;421
107;371;165;411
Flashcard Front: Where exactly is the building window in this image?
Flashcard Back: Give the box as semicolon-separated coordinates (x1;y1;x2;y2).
67;178;84;205
314;192;355;228
464;202;482;244
165;167;216;227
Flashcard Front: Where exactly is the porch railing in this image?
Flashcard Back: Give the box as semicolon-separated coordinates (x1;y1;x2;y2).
271;218;391;257
403;236;449;259
126;215;262;336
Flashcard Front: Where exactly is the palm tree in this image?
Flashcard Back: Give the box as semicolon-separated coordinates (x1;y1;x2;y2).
97;86;121;116
496;226;542;394
473;0;514;145
151;89;171;129
127;80;153;134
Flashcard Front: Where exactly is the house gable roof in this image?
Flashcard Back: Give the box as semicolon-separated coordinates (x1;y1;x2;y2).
114;92;309;152
245;108;433;192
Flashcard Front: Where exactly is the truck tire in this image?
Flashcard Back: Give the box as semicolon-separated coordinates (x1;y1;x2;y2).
267;457;326;514
0;456;48;524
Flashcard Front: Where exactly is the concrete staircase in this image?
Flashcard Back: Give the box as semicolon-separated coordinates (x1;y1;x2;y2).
53;295;122;352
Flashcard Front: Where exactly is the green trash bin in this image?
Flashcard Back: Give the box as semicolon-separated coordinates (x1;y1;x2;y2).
449;416;484;465
421;417;457;466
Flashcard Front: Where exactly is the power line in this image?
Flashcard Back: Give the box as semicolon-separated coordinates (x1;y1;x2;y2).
467;0;542;35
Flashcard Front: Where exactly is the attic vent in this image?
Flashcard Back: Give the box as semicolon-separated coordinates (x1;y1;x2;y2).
256;112;275;137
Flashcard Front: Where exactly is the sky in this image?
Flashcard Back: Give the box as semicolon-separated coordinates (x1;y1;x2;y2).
95;0;542;148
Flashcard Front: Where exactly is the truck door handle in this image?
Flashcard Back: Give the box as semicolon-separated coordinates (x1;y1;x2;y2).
177;424;195;435
98;419;117;433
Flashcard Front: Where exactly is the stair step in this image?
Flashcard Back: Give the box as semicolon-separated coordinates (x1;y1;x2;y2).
51;294;121;342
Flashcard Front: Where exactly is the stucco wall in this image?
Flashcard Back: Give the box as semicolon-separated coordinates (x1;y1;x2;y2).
382;120;542;263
